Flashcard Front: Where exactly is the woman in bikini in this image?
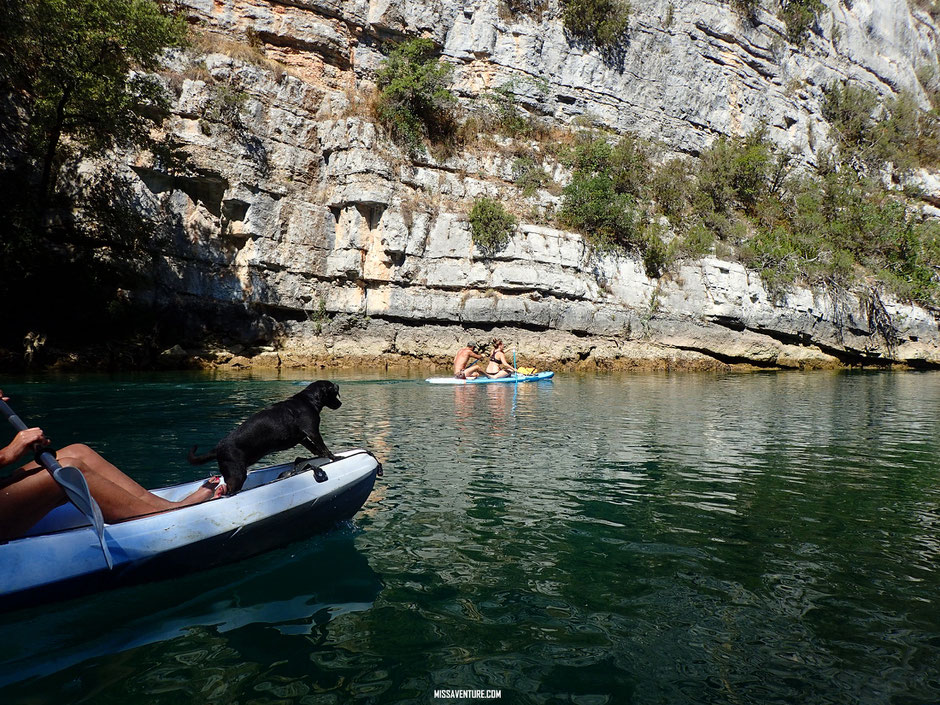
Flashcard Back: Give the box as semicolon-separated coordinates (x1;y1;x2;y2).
0;388;224;542
484;339;517;379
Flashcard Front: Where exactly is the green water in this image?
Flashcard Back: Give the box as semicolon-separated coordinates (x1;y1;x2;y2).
0;370;938;704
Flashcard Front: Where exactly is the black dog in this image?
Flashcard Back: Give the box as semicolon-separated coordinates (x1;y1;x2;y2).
188;380;341;494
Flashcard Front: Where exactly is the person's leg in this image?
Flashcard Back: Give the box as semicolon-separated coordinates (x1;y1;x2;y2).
57;444;221;506
77;471;218;522
0;467;67;542
36;444;152;500
17;444;220;524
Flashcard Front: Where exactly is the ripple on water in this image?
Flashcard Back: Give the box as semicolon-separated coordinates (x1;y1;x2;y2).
0;371;938;704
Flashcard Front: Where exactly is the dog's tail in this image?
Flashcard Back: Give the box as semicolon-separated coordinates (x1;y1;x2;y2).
188;445;218;465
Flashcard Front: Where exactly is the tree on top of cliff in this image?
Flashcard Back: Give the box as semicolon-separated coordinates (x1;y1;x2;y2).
0;0;186;211
0;0;186;357
375;38;455;156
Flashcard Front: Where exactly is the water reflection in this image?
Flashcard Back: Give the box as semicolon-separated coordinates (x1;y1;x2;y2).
0;370;938;704
0;532;382;696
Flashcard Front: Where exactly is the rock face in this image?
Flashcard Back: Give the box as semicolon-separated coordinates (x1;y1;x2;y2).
118;0;939;369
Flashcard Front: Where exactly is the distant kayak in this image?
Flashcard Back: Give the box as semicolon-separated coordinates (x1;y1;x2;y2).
426;371;555;385
0;450;380;611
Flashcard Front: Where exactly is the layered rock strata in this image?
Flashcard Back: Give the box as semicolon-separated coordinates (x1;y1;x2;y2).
119;0;940;369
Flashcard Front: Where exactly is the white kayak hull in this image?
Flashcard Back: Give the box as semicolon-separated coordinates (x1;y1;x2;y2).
426;371;555;385
0;449;380;611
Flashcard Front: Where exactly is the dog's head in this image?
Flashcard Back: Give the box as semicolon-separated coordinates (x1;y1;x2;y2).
302;380;342;410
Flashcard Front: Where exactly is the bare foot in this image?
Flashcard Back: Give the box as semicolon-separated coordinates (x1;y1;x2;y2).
179;477;225;506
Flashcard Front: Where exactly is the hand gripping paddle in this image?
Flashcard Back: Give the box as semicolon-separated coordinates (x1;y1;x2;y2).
0;398;113;569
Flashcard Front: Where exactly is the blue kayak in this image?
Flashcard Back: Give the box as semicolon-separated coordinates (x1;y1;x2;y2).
0;450;380;611
426;371;555;385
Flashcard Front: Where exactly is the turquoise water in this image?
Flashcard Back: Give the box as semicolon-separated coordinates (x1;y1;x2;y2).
0;370;938;704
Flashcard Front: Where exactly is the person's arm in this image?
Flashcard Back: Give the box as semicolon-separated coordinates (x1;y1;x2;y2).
0;391;50;466
497;351;516;372
0;428;48;466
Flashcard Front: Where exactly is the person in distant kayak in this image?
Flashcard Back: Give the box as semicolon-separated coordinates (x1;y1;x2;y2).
0;389;224;542
453;342;485;380
484;339;517;379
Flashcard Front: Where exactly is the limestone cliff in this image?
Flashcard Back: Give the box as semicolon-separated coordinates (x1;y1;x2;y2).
114;0;940;369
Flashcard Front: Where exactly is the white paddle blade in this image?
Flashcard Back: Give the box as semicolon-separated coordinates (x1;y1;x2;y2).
53;465;113;570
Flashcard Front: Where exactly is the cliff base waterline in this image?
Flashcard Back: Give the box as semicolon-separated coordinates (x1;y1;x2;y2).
4;323;933;373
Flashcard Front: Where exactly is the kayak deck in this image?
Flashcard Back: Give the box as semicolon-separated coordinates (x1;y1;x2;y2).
0;450;380;611
426;371;554;385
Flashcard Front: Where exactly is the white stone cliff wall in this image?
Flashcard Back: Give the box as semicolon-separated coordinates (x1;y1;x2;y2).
120;0;939;368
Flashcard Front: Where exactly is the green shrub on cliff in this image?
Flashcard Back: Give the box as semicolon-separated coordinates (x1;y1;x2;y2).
729;156;940;302
561;171;641;248
696;128;790;217
470;197;517;251
730;0;760;18
608;134;653;197
650;158;695;224
561;0;631;48
512;157;553;195
823;82;940;172
563;133;652;198
821;82;880;151
779;0;825;44
553;101;938;301
484;81;536;138
560;134;655;265
556;100;938;300
206;84;249;126
560;132;715;278
375;38;455;155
